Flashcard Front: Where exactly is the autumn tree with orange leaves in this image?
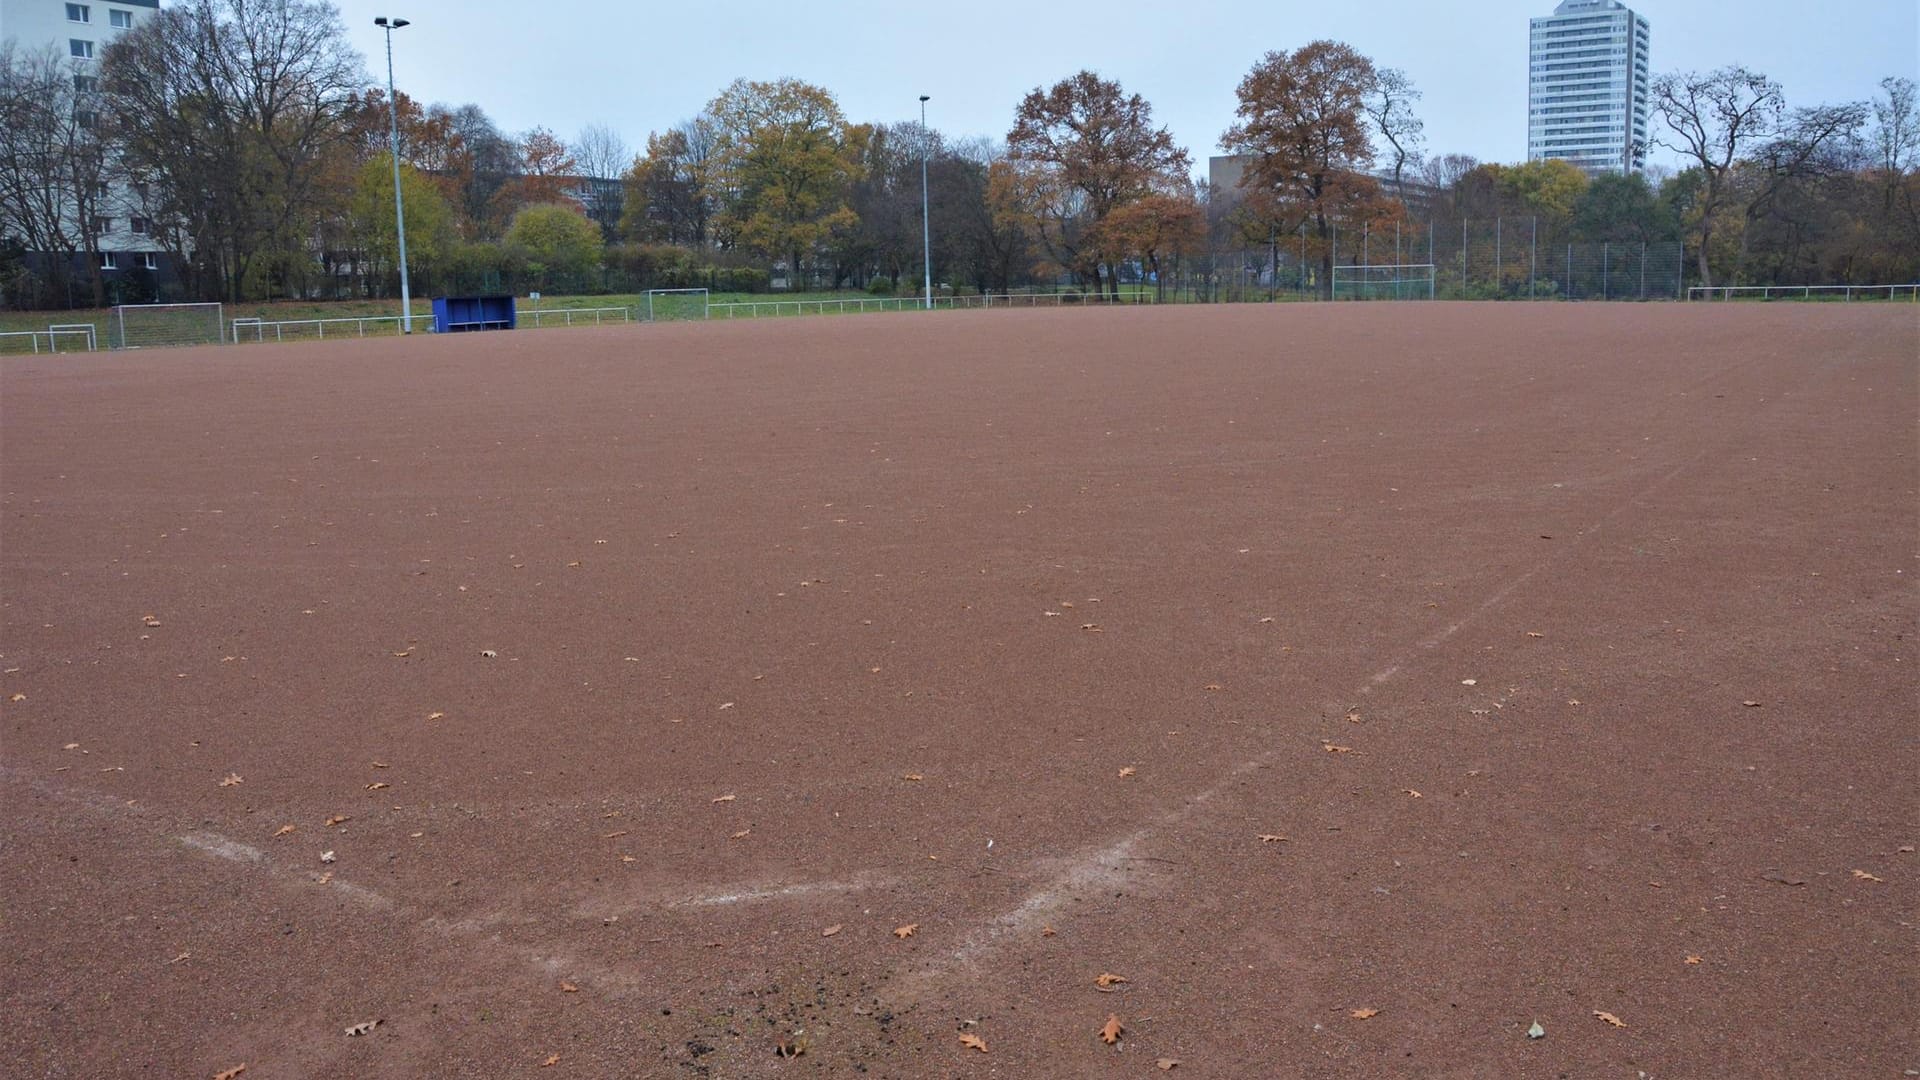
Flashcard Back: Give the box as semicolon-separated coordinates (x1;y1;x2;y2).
1222;41;1402;298
1007;71;1190;298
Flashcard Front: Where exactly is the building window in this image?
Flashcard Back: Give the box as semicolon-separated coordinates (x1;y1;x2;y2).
138;252;157;270
110;8;132;28
99;252;118;270
93;217;112;235
70;38;94;59
76;109;98;129
73;74;98;93
131;216;151;235
67;3;90;22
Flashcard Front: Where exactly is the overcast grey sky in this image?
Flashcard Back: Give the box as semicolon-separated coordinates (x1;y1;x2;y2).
341;0;1918;175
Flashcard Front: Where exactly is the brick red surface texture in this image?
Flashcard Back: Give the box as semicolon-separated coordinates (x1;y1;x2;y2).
3;303;1915;1078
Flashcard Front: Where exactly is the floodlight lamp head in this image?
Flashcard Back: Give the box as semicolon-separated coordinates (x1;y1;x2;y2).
392;18;409;28
375;16;388;26
919;95;930;102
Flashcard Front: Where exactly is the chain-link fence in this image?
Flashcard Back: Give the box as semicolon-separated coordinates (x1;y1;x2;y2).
1150;217;1684;302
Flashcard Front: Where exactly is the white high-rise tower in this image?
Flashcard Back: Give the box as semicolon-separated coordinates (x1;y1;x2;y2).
1528;0;1650;175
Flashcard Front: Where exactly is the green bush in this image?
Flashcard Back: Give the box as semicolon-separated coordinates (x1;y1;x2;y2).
866;275;894;295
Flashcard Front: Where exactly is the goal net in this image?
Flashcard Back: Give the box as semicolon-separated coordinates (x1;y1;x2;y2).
642;288;709;322
1331;264;1436;301
113;303;225;349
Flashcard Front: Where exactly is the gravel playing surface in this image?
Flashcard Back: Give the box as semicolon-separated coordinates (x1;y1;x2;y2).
3;301;1915;1077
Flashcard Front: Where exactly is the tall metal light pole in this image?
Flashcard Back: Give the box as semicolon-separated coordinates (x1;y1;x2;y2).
375;17;413;333
919;95;931;311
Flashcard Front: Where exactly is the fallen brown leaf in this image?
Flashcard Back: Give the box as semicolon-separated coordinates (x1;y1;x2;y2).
559;981;579;993
1350;1007;1379;1019
1041;925;1056;937
1100;1014;1124;1045
711;793;736;803
821;924;843;938
366;782;389;791
217;773;243;787
316;871;333;884
1322;743;1354;754
729;828;751;840
212;1067;246;1080
1095;973;1128;988
1851;869;1884;882
1403;789;1423;798
325;814;350;827
1203;683;1223;692
370;761;389;769
1525;631;1545;638
958;1032;988;1053
1117;766;1137;778
8;693;24;702
602;830;629;839
426;711;445;721
1742;700;1761;707
142;614;161;627
1593;1011;1626;1028
893;923;918;939
1685;955;1703;965
344;1019;380;1037
901;773;924;781
273;825;295;837
1081;623;1103;632
1157;1059;1180;1070
1257;834;1288;843
540;1053;560;1067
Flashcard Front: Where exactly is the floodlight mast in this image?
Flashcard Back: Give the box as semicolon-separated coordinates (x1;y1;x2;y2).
376;17;413;332
919;95;931;311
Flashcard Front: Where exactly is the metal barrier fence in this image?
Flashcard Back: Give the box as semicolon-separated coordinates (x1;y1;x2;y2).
521;305;631;327
0;326;98;354
232;315;407;343
1687;284;1918;301
710;291;1152;319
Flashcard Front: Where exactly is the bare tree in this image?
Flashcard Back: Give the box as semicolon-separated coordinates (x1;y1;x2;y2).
1651;66;1786;287
570;123;628;237
1366;67;1426;206
1873;76;1918;207
104;0;362;301
0;43;112;305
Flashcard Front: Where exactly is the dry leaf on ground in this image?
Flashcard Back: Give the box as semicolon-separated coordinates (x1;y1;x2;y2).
893;924;918;939
1258;834;1288;843
958;1032;988;1053
902;773;924;781
1095;973;1128;988
212;1067;246;1080
1041;925;1056;937
1100;1014;1124;1044
325;814;350;826
272;825;295;837
602;830;629;839
1322;743;1354;754
217;773;243;787
426;711;445;721
142;615;161;627
540;1053;560;1067
1685;955;1703;965
1742;700;1762;707
1157;1059;1180;1070
1351;1007;1379;1019
1118;766;1137;778
1593;1011;1626;1028
343;1019;380;1036
820;924;843;938
729;828;751;840
559;981;579;992
320;850;336;863
1851;869;1884;882
711;793;736;803
8;693;24;702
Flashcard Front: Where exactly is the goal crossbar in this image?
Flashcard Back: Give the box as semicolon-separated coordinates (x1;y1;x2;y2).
643;288;710;321
113;302;224;349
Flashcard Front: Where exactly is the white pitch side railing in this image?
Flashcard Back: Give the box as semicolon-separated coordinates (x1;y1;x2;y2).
708;291;1154;319
232;314;407;343
1688;284;1919;301
0;325;98;354
521;305;631;328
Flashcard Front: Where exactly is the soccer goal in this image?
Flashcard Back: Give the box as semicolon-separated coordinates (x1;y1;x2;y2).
113;302;225;349
1331;263;1437;301
642;288;710;322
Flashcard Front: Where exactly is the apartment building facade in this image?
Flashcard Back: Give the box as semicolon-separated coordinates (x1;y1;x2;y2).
1527;0;1650;175
0;0;170;303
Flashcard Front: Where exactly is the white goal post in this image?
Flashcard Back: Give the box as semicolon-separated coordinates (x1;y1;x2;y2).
642;288;710;322
1331;263;1437;301
113;302;225;349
